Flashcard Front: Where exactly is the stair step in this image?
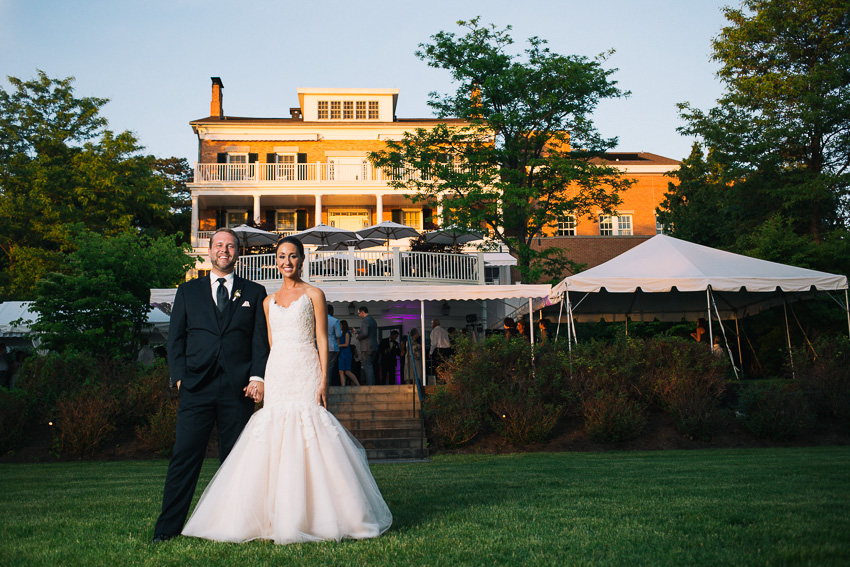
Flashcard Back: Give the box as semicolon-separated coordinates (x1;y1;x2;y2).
329;401;419;413
360;437;425;450
331;409;418;420
366;447;429;461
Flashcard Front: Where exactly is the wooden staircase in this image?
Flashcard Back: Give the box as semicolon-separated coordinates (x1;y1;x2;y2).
328;385;428;462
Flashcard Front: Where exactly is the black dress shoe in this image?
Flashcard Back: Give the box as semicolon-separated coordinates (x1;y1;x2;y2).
152;533;177;543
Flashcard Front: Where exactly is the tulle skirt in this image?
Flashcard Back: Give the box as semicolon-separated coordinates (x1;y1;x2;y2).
181;402;392;544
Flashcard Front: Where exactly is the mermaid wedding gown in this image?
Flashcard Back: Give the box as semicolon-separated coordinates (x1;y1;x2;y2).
182;294;392;544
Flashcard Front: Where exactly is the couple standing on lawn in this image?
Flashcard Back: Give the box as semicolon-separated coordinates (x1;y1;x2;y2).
152;229;391;545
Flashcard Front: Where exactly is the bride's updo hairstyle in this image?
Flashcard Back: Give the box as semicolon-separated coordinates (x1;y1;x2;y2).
276;235;305;259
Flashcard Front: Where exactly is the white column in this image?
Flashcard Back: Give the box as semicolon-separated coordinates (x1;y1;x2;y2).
376;194;384;223
191;194;199;248
253;194;261;223
315;194;323;225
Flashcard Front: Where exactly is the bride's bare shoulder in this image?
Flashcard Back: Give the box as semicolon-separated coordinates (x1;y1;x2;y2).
303;284;326;304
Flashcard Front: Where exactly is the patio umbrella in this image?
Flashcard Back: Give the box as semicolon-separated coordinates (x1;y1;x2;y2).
318;234;385;251
290;223;358;247
356;221;420;248
424;225;484;248
230;224;279;252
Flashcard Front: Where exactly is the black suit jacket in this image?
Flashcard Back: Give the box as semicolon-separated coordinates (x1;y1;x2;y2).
167;275;269;393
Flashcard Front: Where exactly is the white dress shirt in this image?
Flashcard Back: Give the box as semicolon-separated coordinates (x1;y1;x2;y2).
430;325;451;355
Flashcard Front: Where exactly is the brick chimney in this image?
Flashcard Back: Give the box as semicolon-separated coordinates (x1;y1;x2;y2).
210;77;224;119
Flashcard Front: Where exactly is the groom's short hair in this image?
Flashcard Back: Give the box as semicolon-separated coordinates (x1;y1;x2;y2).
209;227;239;248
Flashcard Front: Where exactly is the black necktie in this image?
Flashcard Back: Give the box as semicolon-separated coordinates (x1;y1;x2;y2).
216;278;228;312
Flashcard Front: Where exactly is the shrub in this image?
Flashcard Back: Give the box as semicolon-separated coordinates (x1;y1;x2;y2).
569;337;650;408
737;381;814;441
795;336;850;429
15;351;99;417
123;359;171;422
0;388;30;452
54;384;121;458
583;391;647;443
491;397;562;445
424;385;484;447
645;338;727;439
136;396;178;456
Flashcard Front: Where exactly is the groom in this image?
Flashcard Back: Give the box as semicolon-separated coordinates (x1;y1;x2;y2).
153;228;270;542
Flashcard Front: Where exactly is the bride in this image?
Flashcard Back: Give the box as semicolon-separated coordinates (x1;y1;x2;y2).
182;236;392;544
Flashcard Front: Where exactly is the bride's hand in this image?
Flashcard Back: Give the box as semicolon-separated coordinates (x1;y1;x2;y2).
317;385;328;409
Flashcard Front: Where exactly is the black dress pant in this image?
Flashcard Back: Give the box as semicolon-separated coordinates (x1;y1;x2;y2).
154;367;254;536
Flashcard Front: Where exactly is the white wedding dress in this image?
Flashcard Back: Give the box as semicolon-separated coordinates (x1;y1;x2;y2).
182;294;392;544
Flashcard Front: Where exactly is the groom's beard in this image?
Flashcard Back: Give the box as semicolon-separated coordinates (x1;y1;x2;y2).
212;253;238;273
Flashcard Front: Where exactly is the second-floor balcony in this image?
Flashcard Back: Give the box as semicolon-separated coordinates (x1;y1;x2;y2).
232;249;487;285
194;162;410;185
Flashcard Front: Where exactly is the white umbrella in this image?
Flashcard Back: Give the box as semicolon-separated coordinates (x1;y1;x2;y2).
290;223;358;247
318;234;385;251
356;221;420;248
230;224;279;252
424;225;484;247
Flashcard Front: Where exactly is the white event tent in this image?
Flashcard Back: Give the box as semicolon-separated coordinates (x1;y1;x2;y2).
549;235;849;376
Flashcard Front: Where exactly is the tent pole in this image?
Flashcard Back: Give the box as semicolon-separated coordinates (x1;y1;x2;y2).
845;288;850;339
420;300;427;386
710;290;739;380
734;315;744;379
555;292;564;342
782;294;795;378
706;286;714;350
528;297;535;345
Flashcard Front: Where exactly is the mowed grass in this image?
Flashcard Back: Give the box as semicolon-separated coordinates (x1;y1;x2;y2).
1;447;848;567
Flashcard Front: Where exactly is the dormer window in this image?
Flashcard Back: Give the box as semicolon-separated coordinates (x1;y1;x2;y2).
316;100;380;120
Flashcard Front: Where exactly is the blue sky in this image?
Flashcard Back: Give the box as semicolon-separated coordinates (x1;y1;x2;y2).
0;0;731;163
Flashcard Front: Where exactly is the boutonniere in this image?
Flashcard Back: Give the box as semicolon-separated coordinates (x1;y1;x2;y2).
232;289;242;302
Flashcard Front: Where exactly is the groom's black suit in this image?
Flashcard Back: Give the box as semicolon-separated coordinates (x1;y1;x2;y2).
154;274;269;537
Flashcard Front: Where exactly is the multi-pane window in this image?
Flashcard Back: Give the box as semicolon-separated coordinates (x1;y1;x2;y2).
276;211;296;232
599;214;633;236
227;154;247;164
318;100;379;120
655;214;665;235
403;210;422;229
226;211;247;228
557;215;576;236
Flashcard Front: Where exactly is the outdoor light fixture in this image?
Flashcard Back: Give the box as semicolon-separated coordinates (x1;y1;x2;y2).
348;302;356;315
441;302;450;316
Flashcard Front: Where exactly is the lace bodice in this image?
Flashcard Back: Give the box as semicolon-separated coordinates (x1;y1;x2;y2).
269;294;315;346
262;294;322;407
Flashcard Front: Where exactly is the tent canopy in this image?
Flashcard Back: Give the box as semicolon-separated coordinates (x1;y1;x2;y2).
151;283;551;306
550;235;848;322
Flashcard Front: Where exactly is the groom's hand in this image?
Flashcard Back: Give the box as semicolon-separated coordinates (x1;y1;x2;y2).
244;380;264;403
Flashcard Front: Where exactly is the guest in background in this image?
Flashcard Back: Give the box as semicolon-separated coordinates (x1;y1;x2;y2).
516;319;531;342
326;304;342;387
504;317;518;339
378;330;401;385
691;318;709;343
429;318;451;375
338;320;360;387
537;318;551;343
404;328;422;384
356;306;379;386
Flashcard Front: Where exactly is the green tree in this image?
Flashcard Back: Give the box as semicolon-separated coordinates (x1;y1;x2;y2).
369;19;631;282
0;71;181;298
153;156;194;242
660;0;850;275
28;230;195;359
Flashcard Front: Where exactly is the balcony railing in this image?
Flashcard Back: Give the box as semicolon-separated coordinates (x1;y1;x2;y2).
193;163;474;184
234;249;485;285
197;230;296;244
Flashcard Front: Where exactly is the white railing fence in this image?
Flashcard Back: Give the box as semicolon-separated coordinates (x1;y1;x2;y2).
232;248;484;285
194;163;480;184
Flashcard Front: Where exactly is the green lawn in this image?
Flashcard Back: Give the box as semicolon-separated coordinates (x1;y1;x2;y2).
1;447;848;567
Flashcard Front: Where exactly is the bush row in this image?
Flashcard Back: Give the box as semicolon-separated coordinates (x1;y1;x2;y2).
0;353;177;458
425;334;850;448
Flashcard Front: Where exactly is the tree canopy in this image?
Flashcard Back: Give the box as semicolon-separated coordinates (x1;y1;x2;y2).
369;18;632;282
29;230;195;359
0;71;185;298
659;0;850;275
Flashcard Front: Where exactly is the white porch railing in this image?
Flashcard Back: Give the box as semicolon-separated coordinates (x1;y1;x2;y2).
197;229;296;244
194;163;471;184
234;249;485;285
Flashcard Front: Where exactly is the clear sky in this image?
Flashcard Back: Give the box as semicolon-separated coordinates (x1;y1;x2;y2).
0;0;732;164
